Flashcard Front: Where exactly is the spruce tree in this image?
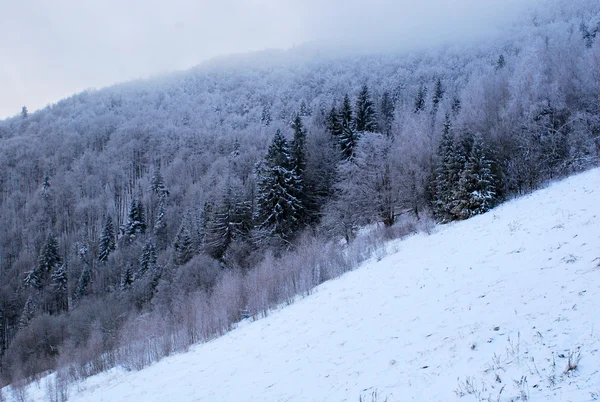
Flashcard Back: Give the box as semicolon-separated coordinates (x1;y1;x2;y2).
254;131;303;246
434;116;461;222
354;84;378;133
150;166;169;197
28;233;62;289
74;265;92;300
380;91;395;136
339;124;360;161
432;78;444;112
339;94;353;132
125;199;146;240
451;134;496;219
327;105;342;137
261;105;272;126
154;198;168;251
496;54;506;70
51;264;68;312
98;216;116;262
205;181;252;259
139;240;157;277
120;264;134;291
173;223;194;265
414;85;427;113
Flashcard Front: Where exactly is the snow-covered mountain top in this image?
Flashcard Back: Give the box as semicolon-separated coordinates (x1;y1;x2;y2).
20;168;600;401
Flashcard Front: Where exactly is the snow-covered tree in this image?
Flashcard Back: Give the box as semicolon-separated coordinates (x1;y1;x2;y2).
173;222;195;265
451;134;496;219
139;240;157;277
124;199;146;241
254;130;303;246
98;216;116;262
354;84;378;133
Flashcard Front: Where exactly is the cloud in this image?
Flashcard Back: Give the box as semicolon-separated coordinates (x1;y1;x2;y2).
0;0;539;119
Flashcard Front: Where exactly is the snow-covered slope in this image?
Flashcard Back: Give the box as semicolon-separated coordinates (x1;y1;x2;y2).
23;169;600;401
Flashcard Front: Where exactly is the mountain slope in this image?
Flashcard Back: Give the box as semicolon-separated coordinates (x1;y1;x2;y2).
19;168;600;401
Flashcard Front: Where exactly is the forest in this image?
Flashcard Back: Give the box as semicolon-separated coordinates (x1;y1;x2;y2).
0;0;598;388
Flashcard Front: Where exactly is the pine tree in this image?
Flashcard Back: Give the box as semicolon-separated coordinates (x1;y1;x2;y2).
150;166;169;197
125;199;146;240
26;233;62;289
327;104;342;137
299;100;311;117
414;85;427;113
139;240;157;277
51;264;68;312
339;94;353;132
380;91;395;136
121;264;134;291
205;181;252;259
451;134;496;219
19;296;36;329
75;265;92;300
339;124;360;161
291;115;307;178
173;223;194;265
354;85;378;133
261;105;272;126
452;97;462;116
254;131;303;246
496;54;506;70
21;106;28;119
432;78;444;112
98;216;116;262
434;116;462;222
154;198;168;251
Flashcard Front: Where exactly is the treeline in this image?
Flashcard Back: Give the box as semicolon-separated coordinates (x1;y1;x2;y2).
0;0;599;387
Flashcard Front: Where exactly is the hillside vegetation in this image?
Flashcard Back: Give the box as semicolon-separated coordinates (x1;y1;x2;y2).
0;0;598;387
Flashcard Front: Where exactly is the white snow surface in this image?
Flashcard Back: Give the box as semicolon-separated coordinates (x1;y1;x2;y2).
21;169;600;401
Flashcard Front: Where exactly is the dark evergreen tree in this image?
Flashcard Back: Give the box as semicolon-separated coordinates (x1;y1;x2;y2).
451;134;496;219
205;181;252;259
496;54;506;70
260;104;272;126
339;94;353;132
339;124;360;161
327;104;343;137
254;131;303;246
98;216;116;262
379;91;395;136
120;264;134;291
414;85;427;113
354;85;378;132
291;115;307;178
139;240;157;277
433;116;463;222
299;100;311;117
173;223;194;265
21;106;28;119
154;198;168;251
74;265;92;300
19;296;36;329
150;166;169;197
125;199;146;240
452;97;462;116
51;264;68;312
432;78;444;112
25;233;62;290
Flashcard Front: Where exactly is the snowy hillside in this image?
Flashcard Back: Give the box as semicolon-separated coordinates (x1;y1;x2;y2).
18;169;600;401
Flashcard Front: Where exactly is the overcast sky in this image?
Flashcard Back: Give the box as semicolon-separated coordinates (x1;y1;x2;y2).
0;0;539;119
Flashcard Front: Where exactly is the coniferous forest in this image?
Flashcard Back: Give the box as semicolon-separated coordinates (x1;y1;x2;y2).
0;0;599;386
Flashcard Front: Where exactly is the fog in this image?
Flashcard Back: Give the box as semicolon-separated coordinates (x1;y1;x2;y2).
0;0;540;119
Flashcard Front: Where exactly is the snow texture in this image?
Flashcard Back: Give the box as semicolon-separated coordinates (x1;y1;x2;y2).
19;168;600;401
